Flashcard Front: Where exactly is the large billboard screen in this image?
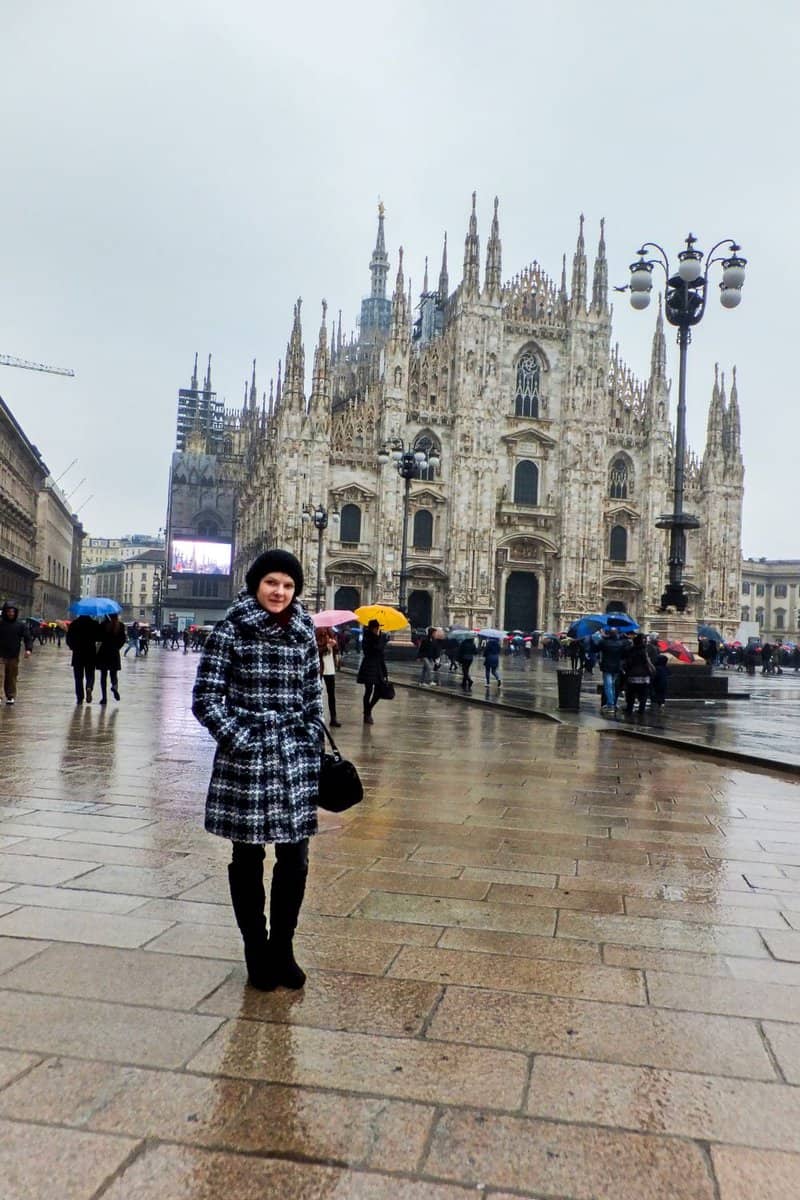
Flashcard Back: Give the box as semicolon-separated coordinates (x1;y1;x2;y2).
170;539;231;575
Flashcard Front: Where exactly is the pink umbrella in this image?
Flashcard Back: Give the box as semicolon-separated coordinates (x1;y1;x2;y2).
311;609;358;628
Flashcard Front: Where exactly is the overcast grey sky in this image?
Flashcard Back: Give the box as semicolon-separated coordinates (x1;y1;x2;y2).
2;1;796;556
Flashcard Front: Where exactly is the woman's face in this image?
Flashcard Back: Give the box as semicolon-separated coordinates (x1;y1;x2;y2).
256;571;296;614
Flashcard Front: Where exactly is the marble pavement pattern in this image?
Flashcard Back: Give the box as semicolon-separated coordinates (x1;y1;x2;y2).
0;648;799;1198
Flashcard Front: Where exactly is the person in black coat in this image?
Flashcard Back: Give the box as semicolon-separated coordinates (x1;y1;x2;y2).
97;614;127;704
356;619;389;724
457;636;476;690
66;615;101;703
0;601;33;705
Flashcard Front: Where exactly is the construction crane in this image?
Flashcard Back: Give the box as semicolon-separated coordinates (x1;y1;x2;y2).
0;354;74;377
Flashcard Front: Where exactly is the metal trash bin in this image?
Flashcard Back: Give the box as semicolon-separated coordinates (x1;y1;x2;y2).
556;669;582;711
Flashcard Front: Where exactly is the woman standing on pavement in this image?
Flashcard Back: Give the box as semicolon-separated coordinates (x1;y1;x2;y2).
316;626;341;727
357;618;389;724
97;613;126;704
192;549;323;992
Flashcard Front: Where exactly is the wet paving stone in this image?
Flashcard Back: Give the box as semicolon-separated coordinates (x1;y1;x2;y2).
3;648;800;1196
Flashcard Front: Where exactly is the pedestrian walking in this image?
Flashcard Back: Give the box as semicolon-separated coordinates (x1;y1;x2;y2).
97;614;126;703
417;626;437;686
623;633;654;715
598;628;628;713
66;614;101;703
123;620;140;658
458;635;476;690
357;618;389;724
0;602;33;705
192;549;323;992
483;637;502;687
316;626;341;727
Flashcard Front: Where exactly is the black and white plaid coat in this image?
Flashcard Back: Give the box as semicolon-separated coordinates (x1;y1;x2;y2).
192;591;323;844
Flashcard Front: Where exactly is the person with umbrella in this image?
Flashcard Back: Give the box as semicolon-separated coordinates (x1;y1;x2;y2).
97;613;126;704
315;625;342;726
67;613;101;704
457;634;476;691
0;601;33;706
417;626;438;686
357;618;389;724
192;548;323;992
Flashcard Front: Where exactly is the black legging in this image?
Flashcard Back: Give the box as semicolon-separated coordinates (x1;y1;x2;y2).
323;674;337;722
99;667;119;701
363;683;380;715
231;840;309;871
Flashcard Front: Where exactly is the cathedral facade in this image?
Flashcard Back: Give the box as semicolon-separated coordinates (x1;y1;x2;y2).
233;199;744;635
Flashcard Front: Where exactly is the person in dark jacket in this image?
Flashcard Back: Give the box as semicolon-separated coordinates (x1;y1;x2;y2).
357;619;389;724
623;633;654;715
0;602;33;705
598;629;628;712
192;548;323;993
417;627;437;686
458;635;476;690
66;615;101;704
651;654;669;707
97;614;127;703
483;637;502;687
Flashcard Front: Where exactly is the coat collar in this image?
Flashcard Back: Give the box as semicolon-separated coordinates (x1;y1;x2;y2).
228;590;312;640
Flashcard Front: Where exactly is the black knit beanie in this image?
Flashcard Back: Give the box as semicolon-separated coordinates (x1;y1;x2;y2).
245;549;304;597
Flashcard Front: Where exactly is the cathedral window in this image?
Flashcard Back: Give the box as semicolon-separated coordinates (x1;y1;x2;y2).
609;458;629;499
609;525;628;562
413;509;433;550
339;504;361;545
513;460;539;506
775;609;786;630
514;351;540;417
197;520;218;537
742;581;751;595
756;607;765;625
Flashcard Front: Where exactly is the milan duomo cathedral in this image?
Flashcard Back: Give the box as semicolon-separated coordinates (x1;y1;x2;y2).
228;198;744;634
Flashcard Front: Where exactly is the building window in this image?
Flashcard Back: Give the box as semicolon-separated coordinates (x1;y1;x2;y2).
413;509;433;550
609;458;629;499
742;581;751;595
775;584;788;598
775;609;786;630
609;525;628;562
756;584;765;597
741;606;750;621
513;460;539;506
339;504;361;544
514;351;540;417
197;520;218;537
756;607;765;624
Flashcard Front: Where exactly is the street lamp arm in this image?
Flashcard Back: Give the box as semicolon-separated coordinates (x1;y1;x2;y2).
704;238;741;270
637;242;671;277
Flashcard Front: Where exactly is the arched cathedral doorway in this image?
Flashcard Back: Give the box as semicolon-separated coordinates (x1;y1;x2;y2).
504;572;538;632
605;600;627;614
408;590;432;630
334;586;361;611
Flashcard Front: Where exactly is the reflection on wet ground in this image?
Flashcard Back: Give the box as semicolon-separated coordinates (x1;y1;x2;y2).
381;650;800;771
0;645;799;1197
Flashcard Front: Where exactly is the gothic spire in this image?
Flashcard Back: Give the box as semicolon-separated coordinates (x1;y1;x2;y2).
462;191;481;296
705;363;724;454
391;246;408;345
369;200;390;299
559;254;568;304
438;232;449;303
283;298;305;409
190;351;198;390
310;300;330;406
570;214;587;311
204;354;213;392
484;196;502;299
650;295;666;381
725;365;742;457
249;359;257;409
274;358;282;410
591;217;608;312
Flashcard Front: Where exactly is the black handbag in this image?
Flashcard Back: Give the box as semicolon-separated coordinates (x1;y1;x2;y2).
376;678;395;700
317;721;364;813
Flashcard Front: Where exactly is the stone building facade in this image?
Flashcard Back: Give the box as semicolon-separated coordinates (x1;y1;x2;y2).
233;200;745;634
32;477;83;619
0;394;47;608
740;560;800;643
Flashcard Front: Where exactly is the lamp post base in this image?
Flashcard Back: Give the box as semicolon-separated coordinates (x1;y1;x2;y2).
645;611;699;655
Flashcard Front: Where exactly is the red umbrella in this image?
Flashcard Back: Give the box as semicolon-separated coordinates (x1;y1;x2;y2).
666;640;694;663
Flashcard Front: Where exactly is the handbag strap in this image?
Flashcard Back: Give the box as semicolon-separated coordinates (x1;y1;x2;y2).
315;718;343;759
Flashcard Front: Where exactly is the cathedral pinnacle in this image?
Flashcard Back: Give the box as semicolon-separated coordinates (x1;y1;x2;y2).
484;196;502;299
204;354;213;392
591;217;608;313
191;351;198;390
369;201;389;299
438;232;449;303
391;245;408;345
650;295;666;381
311;300;330;408
462;191;481;296
570;214;587;311
249;359;257;409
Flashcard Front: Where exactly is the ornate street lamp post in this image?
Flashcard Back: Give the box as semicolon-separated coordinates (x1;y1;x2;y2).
377;439;440;614
301;503;339;612
625;234;746;612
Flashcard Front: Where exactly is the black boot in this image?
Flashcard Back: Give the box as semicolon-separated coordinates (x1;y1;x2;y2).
227;858;274;990
269;844;308;989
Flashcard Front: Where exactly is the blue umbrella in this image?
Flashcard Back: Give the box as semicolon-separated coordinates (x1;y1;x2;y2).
697;624;723;644
69;597;121;618
478;628;507;640
568;613;639;639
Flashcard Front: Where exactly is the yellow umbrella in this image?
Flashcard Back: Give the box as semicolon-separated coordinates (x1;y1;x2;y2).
354;604;409;632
